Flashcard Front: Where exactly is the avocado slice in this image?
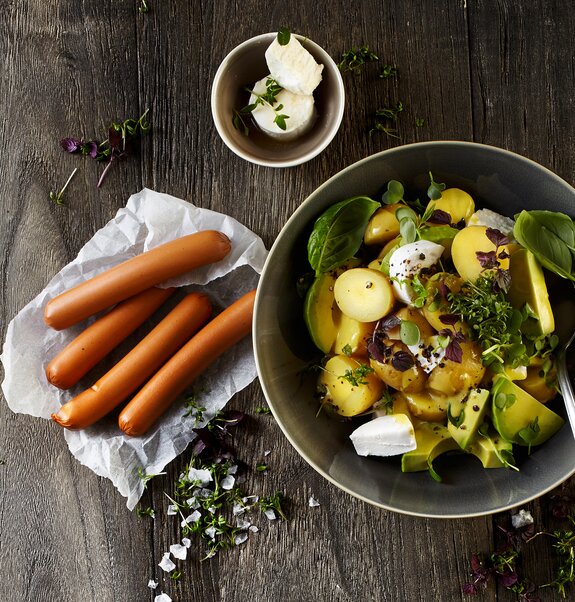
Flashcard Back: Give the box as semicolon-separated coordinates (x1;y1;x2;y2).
507;248;555;335
401;422;459;473
303;272;341;353
468;429;515;468
447;388;490;450
491;376;564;447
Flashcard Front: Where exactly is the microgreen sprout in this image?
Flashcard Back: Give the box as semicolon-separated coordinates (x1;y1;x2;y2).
138;0;150;12
49;167;78;205
136;506;155;518
255;406;272;415
233;78;290;136
339;362;375;387
337;45;379;74
170;570;182;581
137;467;166;490
258;491;287;519
256;463;268;472
415;117;425;127
183;393;207;426
379;65;398;79
427;171;446;200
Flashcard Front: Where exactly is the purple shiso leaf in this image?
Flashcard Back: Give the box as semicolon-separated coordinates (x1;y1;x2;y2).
60;137;83;153
445;340;463;363
391;351;415;371
427;209;452;225
475;250;499;269
485;227;509;247
439;313;460;326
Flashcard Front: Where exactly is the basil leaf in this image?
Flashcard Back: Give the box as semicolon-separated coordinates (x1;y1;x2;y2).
514;210;575;280
307;196;380;275
400;320;420;346
277;28;291;45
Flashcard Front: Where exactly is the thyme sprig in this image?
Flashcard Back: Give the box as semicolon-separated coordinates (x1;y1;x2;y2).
337;45;379;74
233;78;290;136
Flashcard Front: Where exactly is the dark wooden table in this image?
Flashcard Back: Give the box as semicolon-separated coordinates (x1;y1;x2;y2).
1;2;574;601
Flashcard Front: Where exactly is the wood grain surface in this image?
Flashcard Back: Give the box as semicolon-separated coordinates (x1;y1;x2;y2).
1;1;574;601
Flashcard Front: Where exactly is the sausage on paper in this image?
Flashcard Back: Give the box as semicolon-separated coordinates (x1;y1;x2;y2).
44;230;231;330
46;287;175;390
51;292;212;430
118;289;256;437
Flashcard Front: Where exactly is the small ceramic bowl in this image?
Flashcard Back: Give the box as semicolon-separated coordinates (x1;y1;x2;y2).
253;141;575;518
211;33;345;168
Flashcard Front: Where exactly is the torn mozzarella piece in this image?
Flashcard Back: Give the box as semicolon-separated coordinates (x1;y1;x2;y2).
350;415;416;457
388;240;444;304
265;36;323;95
467;208;515;237
250;76;315;139
407;336;446;374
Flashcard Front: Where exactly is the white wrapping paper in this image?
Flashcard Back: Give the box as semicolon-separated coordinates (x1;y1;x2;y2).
1;188;268;509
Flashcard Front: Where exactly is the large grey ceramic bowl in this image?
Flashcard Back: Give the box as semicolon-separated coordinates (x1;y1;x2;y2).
254;141;575;518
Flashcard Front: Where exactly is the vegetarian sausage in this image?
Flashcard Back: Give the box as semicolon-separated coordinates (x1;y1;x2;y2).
44;230;231;330
51;292;212;430
118;289;256;437
46;287;175;390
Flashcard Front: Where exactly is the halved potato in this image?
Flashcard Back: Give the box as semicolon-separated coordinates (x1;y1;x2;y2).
425;188;475;225
369;340;427;393
364;204;404;245
427;341;485;396
334;315;375;357
319;355;385;416
334;268;395;322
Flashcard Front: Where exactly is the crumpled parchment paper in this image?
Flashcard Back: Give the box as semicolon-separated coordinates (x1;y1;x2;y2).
1;188;268;509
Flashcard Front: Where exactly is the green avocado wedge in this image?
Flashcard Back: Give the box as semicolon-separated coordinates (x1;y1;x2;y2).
448;388;490;450
507;248;555;335
401;422;459;475
303;272;341;354
468;429;515;468
491;376;564;447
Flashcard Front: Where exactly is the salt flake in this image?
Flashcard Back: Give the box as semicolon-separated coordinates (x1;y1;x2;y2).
182;537;191;548
236;517;251;530
187;467;212;486
181;510;201;527
167;504;178;516
228;465;238;475
511;509;534;529
205;525;217;540
249;525;259;533
221;475;235;490
264;508;276;521
158;552;176;573
264;450;271;456
309;496;320;507
147;579;158;589
170;543;188;560
155;594;172;602
235;532;248;546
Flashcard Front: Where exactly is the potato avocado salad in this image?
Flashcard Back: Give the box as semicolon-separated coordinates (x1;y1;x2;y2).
303;174;572;480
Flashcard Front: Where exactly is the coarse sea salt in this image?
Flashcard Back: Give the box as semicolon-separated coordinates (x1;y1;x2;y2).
205;525;217;540
158;552;176;573
188;468;212;486
170;543;188;560
228;465;238;475
511;509;534;529
221;475;235;490
233;503;246;516
235;532;249;546
236;517;251;530
249;525;259;533
147;579;158;589
264;450;271;457
167;504;178;516
264;508;276;521
181;510;201;527
154;594;172;602
309;496;320;507
182;537;191;548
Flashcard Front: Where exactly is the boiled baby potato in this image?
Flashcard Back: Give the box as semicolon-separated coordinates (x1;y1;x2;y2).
364;205;403;245
425;188;475;225
319;355;384;417
518;366;557;403
451;226;510;282
427;341;485;396
369;340;427;393
334;268;395;322
392;307;435;339
334;314;375;357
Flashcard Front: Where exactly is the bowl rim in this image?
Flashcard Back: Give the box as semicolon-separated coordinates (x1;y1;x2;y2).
210;32;345;168
254;140;575;518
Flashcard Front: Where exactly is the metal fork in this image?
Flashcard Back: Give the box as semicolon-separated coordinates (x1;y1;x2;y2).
557;329;575;438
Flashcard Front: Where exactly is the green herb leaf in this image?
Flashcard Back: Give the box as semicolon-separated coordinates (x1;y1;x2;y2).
277;27;291;45
382;180;404;205
337;45;379;74
339;363;375;387
307;196;380;275
400;320;420;346
341;344;353;357
419;225;459;243
379;65;398;79
415;117;425;127
513;210;575;281
427;171;446;201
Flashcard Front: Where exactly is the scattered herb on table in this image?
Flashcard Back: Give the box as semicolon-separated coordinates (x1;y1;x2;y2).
337;45;379;74
415;117;425;127
369;102;404;138
183;393;207;426
463;503;575;599
137;466;166;490
379;65;398;79
256;463;268;472
49;167;78;205
138;0;150;13
255;406;271;415
61;108;150;188
136;506;156;518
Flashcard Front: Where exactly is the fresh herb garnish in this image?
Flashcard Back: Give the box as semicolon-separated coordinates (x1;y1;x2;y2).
138;0;150;13
136;505;155;518
374;102;404;121
339;363;375;387
427;171;446;200
415;117;425;127
307;196;380;275
137;467;166;490
514;210;575;282
170;570;182;581
399;320;420;346
337;45;379;74
369;102;404;138
256;463;268;472
61;109;150;188
49;167;78;206
258;491;287;519
233;78;290;135
255;406;272;415
379;65;398;79
277;27;291;45
341;344;353;357
183;393;207;426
